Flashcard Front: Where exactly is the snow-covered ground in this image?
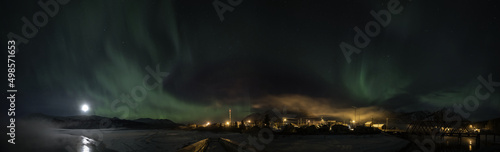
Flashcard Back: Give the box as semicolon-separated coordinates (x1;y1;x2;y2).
264;134;409;152
50;129;248;152
59;129;409;152
4;126;410;152
98;129;246;151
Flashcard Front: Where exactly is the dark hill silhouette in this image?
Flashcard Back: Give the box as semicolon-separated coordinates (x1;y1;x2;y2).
23;113;182;129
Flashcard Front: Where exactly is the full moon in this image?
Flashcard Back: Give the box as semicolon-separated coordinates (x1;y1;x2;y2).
81;104;89;112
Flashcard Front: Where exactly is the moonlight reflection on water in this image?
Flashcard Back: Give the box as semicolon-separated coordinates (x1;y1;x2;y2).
80;136;95;152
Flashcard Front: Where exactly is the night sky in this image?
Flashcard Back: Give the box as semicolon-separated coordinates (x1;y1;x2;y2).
2;0;499;123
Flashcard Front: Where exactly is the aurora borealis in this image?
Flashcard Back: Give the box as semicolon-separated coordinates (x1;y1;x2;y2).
2;0;500;124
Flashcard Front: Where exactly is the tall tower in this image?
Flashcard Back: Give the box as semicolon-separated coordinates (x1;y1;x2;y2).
229;108;232;122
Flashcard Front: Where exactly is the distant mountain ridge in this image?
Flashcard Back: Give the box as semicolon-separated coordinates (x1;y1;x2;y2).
23;113;182;129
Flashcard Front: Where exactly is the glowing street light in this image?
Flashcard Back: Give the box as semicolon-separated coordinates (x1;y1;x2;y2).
352;106;357;127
